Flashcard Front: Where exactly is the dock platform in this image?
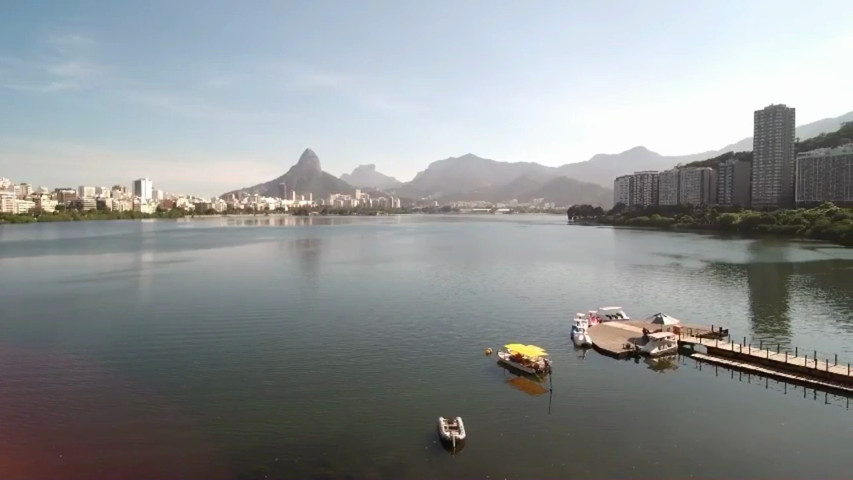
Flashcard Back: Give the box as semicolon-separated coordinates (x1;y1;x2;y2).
588;320;712;359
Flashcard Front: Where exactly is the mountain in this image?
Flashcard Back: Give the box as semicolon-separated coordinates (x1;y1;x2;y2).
340;164;402;190
395;153;556;199
524;177;613;207
221;148;354;199
562;110;853;187
554;146;715;188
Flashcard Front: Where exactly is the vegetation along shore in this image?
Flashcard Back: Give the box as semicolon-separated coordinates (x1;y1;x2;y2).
569;202;853;247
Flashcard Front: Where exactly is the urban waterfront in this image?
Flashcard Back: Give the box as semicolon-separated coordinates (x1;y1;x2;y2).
1;215;852;479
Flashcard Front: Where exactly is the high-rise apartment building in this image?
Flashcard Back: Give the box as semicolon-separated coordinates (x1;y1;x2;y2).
658;169;680;206
795;145;853;207
630;171;659;207
678;167;717;206
717;159;752;206
613;175;632;207
751;104;795;209
132;178;154;202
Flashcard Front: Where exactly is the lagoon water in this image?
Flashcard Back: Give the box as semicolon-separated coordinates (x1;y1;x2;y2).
1;215;851;479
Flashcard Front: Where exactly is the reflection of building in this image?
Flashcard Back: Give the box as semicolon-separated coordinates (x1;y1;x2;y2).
745;240;792;340
751;104;795;209
717;158;751;206
795;145;853;207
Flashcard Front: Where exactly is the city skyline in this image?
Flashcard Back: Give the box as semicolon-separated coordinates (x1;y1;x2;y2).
1;1;852;196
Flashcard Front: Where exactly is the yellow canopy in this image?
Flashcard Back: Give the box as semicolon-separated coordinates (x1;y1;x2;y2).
504;343;548;358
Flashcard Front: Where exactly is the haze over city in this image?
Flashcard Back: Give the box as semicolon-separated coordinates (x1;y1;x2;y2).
1;0;851;196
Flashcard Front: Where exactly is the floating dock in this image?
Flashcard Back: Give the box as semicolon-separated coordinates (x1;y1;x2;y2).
588;320;716;359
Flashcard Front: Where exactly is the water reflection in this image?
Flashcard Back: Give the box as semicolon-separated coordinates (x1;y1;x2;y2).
286;237;324;283
745;240;793;341
643;355;679;373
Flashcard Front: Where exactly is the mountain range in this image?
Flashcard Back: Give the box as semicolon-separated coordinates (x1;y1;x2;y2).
340;164;402;190
221;109;852;208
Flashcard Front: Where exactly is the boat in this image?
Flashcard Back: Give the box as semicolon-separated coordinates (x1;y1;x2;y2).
437;416;466;450
571;313;593;347
640;331;679;357
585;306;631;324
496;343;552;376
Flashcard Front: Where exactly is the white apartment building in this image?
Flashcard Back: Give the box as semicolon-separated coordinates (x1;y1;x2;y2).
795;144;853;206
678;167;717;206
0;191;15;213
658;169;680;206
613;175;632;207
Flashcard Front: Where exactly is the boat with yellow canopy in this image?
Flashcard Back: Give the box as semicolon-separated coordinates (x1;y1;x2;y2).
497;343;552;376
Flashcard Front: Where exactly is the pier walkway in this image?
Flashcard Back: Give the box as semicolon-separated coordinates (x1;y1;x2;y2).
679;335;853;386
691;353;853;396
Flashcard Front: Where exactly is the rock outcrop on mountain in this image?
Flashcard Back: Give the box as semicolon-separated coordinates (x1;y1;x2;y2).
220;148;354;199
340;164;402;190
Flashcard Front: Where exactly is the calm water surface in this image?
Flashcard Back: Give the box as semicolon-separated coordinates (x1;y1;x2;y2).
1;215;851;479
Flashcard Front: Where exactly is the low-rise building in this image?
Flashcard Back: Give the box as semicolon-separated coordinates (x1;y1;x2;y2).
795;145;853;207
33;194;58;213
0;191;15;213
13;199;36;214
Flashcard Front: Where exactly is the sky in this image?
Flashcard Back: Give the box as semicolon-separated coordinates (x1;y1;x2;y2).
1;0;851;197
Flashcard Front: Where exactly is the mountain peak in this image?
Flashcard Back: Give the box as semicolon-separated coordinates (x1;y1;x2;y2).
297;148;322;172
624;146;651;154
352;164;377;173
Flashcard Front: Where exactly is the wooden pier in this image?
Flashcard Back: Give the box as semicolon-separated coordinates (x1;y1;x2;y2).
691;353;853;396
679;335;853;386
588;320;853;391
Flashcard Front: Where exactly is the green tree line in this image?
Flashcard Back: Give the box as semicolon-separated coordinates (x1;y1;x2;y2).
589;202;853;247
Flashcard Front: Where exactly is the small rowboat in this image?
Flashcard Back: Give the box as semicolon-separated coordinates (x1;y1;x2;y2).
437;416;466;451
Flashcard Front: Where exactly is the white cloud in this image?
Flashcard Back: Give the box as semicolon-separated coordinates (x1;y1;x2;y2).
47;33;96;51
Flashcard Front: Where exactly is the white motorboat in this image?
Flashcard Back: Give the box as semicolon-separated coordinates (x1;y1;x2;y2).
496;344;552;377
641;331;679;357
585;306;631;324
571;313;593;347
437;416;466;450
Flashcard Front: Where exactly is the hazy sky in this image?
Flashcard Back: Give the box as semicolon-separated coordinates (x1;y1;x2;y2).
1;0;851;196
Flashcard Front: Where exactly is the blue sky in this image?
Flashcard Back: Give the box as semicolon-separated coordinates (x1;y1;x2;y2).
1;0;851;196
